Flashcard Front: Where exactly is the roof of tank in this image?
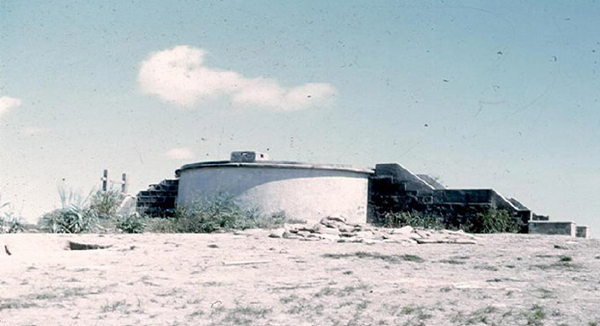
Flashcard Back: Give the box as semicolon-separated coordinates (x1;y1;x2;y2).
176;160;374;177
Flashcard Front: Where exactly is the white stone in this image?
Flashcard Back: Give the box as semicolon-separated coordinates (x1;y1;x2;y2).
268;228;286;238
354;231;374;239
314;224;341;236
391;225;414;235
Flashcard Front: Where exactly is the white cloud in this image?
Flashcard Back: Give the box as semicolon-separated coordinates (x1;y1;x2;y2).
0;96;22;119
138;45;336;110
165;147;194;160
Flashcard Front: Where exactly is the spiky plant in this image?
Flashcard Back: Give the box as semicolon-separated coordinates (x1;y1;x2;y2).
39;206;98;233
0;194;25;233
38;187;98;233
0;212;25;233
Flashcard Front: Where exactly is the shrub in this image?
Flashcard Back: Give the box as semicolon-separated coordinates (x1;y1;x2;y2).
38;187;98;233
0;195;25;233
116;214;146;233
38;206;98;233
379;211;444;229
145;218;178;233
174;195;261;233
464;209;521;234
258;210;288;229
0;212;25;233
147;195;287;233
90;188;123;219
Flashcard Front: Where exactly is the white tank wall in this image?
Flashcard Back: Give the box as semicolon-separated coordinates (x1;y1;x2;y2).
177;166;370;225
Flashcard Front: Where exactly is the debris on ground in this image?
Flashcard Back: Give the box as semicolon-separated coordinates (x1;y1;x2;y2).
268;216;479;245
67;241;112;250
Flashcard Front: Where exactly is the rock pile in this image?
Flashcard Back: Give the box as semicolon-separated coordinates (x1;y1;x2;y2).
269;216;478;245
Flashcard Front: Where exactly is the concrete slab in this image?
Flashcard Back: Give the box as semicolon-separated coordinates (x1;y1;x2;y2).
528;221;576;237
576;225;589;238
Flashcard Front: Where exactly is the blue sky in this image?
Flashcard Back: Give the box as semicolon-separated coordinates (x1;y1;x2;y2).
1;1;599;233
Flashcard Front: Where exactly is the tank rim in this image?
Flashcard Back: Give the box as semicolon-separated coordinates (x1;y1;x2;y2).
175;160;374;177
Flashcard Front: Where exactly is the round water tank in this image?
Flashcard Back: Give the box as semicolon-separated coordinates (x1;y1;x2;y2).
176;159;373;225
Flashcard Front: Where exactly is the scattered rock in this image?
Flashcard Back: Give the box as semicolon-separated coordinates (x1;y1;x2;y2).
415;230;432;238
371;232;389;240
280;216;478;245
313;224;341;236
297;226;317;233
354;231;374;239
337;238;364;243
312;233;339;241
299;237;320;242
383;238;417;245
67;241;112;251
282;231;303;240
269;228;286;238
391;225;414;235
324;216;346;223
297;231;312;238
354;224;375;232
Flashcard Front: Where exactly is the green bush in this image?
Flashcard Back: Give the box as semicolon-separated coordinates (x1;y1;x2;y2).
464;209;521;234
116;214;146;233
379;211;444;229
38;206;98;233
146;195;287;233
257;211;288;229
0;213;25;233
38;187;99;233
145;218;178;233
174;195;259;233
0;195;25;233
90;188;123;219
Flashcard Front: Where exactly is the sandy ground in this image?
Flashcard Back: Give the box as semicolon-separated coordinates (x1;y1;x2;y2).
1;232;599;326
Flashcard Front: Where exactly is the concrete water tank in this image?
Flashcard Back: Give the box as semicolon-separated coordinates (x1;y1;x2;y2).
175;151;374;224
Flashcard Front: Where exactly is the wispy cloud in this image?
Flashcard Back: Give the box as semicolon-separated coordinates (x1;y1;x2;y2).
165;147;194;160
0;96;22;119
138;45;336;110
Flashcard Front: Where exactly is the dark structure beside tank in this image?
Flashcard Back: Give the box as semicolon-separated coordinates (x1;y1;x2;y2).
136;179;178;216
368;163;532;231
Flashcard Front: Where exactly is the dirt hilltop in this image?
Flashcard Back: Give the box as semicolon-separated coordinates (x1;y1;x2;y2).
1;232;599;325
